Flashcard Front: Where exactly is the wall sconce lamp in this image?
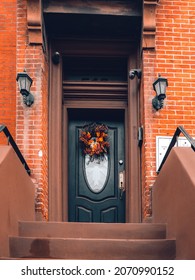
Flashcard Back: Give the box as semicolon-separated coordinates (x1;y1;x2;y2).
16;70;34;107
129;69;142;80
152;75;168;111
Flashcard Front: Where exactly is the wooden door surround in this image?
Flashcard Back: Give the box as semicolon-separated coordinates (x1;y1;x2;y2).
49;39;141;222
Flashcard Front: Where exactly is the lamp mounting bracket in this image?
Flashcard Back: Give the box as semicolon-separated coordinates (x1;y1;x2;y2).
129;69;142;80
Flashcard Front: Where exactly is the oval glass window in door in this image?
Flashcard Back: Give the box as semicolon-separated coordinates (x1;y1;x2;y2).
84;155;109;193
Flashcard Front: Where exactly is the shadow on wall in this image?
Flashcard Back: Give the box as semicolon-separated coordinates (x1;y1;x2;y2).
0;146;35;258
153;147;195;260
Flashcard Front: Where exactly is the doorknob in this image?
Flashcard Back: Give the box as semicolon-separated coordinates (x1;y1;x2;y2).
119;171;125;199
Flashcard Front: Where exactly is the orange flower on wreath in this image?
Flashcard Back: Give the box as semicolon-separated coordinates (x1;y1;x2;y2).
79;123;109;161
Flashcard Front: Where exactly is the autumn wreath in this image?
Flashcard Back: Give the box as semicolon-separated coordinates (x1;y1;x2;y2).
79;123;110;161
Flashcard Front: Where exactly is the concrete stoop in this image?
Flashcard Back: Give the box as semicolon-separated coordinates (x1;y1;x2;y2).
9;222;176;260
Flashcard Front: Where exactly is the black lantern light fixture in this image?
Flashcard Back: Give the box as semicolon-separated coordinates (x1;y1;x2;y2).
152;75;168;111
16;70;34;107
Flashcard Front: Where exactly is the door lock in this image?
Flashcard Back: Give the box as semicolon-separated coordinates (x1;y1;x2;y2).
119;171;125;199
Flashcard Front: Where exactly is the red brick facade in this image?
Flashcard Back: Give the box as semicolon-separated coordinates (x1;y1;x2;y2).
0;0;16;144
16;0;48;219
142;0;195;219
0;0;194;221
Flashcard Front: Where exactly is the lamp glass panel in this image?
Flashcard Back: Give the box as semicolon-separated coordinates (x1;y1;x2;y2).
25;78;31;92
19;77;26;91
154;82;161;96
159;80;167;95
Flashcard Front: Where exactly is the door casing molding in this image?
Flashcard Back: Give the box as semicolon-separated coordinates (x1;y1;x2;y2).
49;39;141;222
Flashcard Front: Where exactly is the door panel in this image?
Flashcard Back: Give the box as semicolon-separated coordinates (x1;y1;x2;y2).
68;109;125;222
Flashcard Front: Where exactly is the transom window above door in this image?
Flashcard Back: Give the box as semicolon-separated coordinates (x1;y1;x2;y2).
63;56;128;82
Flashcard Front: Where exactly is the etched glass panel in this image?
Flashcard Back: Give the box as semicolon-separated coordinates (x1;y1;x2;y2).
84;155;108;193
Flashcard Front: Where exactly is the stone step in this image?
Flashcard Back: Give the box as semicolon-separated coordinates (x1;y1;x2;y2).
18;222;167;239
9;236;176;260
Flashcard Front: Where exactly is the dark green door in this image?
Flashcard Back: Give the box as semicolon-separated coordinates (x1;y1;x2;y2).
68;109;125;222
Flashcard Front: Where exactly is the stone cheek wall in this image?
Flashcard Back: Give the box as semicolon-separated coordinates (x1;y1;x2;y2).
142;0;195;219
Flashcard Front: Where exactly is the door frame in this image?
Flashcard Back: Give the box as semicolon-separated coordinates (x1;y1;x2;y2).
67;108;126;223
49;39;141;222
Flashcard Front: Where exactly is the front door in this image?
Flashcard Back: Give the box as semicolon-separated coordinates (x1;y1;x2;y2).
68;109;125;222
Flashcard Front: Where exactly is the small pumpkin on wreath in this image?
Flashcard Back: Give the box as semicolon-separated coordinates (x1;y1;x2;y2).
79;123;110;162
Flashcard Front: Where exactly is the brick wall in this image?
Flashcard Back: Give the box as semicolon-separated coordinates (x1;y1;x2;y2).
0;0;16;144
142;0;195;219
16;0;48;220
0;0;48;221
